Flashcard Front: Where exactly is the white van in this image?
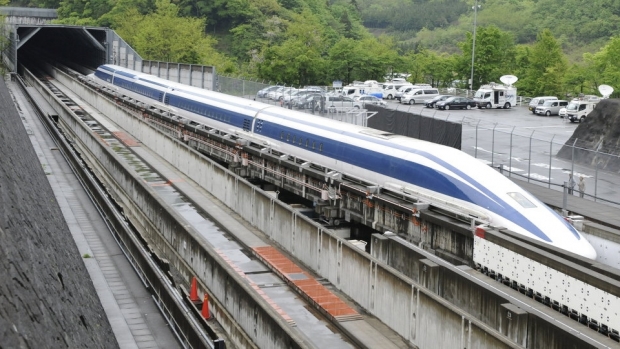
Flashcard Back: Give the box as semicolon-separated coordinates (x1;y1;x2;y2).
383;82;413;100
566;100;598;123
400;88;440;105
395;84;433;101
528;96;558;113
341;85;383;99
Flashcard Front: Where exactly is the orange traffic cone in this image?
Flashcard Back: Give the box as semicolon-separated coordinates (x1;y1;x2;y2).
190;277;199;302
201;294;210;319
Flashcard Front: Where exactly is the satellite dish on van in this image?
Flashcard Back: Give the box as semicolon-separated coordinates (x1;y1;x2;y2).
500;75;518;86
598;84;614;98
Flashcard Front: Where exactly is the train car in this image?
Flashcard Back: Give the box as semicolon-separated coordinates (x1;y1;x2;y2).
91;64;598;259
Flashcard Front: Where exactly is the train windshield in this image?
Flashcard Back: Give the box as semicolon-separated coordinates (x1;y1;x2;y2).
507;192;537;208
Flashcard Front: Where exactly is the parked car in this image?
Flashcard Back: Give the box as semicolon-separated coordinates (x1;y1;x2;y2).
401;88;440;105
256;85;280;99
435;97;477;110
535;100;569;116
425;95;453;108
382;82;413;100
282;89;308;106
267;86;291;100
528;96;558;113
394;84;433;101
288;91;316;107
303;86;325;94
295;93;323;109
559;107;567;118
354;95;388;106
327;96;359;112
273;87;298;101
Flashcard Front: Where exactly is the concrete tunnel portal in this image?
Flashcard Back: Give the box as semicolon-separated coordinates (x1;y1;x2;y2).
4;22;142;73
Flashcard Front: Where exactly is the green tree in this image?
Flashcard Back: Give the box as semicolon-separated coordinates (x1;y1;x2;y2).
257;10;328;85
583;36;620;96
520;29;567;96
327;38;362;84
114;0;235;72
457;25;516;90
55;0;112;25
563;63;589;97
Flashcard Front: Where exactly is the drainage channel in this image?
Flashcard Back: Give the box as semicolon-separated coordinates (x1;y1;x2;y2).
43;76;360;349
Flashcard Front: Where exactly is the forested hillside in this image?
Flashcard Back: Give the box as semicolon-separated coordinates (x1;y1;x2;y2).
357;0;620;59
18;0;620;97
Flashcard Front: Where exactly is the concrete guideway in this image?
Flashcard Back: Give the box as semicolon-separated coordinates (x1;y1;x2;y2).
45;71;405;348
48;70;525;348
8;79;180;349
32;66;620;348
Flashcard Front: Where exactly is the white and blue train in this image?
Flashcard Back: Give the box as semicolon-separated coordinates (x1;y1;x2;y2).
92;64;598;259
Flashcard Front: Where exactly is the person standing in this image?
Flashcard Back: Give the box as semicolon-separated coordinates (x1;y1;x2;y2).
578;176;586;198
568;173;576;195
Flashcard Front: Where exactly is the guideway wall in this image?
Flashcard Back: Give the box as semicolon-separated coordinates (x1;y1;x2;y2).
53;69;528;348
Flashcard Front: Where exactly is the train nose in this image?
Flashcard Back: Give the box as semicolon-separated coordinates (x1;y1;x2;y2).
576;236;598;260
561;232;598;260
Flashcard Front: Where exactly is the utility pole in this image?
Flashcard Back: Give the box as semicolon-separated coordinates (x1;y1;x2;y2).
470;0;480;92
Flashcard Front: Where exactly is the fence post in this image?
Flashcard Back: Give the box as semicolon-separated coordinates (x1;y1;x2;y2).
527;130;535;183
548;135;555;188
593;143;602;202
475;120;481;159
594;161;599;202
491;123;498;167
509;126;515;178
571;138;578;177
562;181;568;215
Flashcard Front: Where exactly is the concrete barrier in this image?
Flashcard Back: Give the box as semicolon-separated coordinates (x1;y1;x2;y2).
370;232;607;348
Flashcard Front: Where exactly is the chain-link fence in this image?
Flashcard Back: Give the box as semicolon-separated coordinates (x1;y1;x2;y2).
461;121;620;207
216;75;370;125
216;74;619;206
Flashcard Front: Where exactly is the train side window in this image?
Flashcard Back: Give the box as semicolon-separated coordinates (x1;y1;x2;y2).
298;137;302;145
312;141;316;149
306;139;309;147
281;131;284;140
319;143;323;152
287;133;290;142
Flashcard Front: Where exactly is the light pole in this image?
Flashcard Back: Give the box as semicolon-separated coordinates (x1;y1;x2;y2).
470;0;480;92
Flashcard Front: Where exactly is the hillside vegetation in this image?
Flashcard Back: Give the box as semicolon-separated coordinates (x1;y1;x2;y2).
30;0;620;97
358;0;620;59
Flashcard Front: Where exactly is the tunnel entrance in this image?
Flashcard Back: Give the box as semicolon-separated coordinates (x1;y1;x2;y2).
3;21;141;73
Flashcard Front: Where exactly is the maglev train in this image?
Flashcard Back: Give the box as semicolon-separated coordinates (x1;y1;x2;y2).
92;64;598;259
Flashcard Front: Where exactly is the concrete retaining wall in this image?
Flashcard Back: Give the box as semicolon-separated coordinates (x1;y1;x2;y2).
54;71;523;348
370;233;602;349
141;61;215;91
